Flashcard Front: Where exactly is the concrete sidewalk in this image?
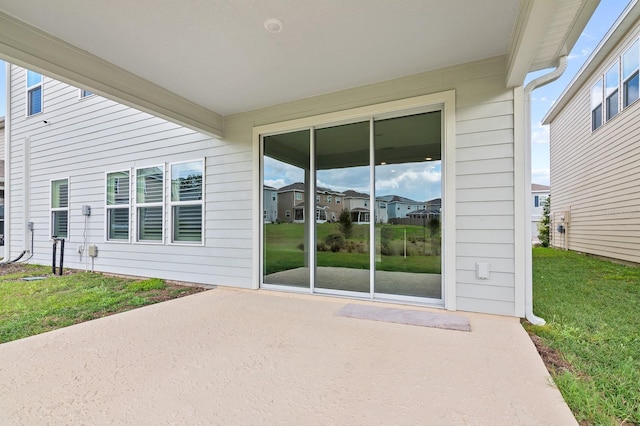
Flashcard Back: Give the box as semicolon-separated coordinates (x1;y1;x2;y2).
0;288;576;425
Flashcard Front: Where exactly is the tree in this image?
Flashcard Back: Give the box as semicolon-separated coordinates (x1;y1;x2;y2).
338;209;353;239
538;195;551;247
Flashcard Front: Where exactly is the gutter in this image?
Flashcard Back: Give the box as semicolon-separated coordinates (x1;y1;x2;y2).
523;55;568;326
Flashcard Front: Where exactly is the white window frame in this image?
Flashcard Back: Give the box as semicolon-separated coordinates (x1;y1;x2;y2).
26;70;43;117
295;192;302;201
134;164;165;244
591;78;603;131
622;39;640;109
169;159;205;245
336;196;341;204
605;61;620;122
50;178;69;239
105;170;131;243
327;195;332;203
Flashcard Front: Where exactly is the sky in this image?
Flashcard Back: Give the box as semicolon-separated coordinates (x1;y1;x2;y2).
528;0;631;185
0;0;631;197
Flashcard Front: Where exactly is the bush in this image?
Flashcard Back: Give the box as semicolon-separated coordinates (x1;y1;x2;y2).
325;233;345;252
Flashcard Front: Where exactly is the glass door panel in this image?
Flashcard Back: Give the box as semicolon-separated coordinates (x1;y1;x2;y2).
263;130;311;288
314;121;370;293
374;112;442;299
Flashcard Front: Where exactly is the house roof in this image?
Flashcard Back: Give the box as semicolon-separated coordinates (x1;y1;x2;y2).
0;0;598;137
376;195;421;204
543;0;640;125
531;184;551;191
343;190;369;199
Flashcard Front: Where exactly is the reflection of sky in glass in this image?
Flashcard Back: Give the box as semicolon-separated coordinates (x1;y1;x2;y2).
265;156;441;202
172;161;202;180
27;70;42;87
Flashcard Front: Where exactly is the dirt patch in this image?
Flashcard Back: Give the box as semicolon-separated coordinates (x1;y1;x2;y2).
528;333;574;375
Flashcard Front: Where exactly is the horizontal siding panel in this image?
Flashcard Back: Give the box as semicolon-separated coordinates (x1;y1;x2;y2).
457;201;514;216
456;256;515;273
456;172;513;189
456;157;513;176
457;115;514;135
456;143;513;162
456;215;514;230
456;297;515;316
456;243;514;259
457;271;515;288
457;282;515;300
457;229;513;244
456;128;513;148
456;187;513;202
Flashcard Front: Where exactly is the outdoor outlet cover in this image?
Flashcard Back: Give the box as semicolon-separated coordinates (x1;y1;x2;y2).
476;262;490;280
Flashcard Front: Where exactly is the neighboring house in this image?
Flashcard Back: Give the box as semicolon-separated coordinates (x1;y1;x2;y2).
343;190;370;224
543;2;640;262
376;195;426;221
263;185;278;223
531;184;550;244
278;182;345;223
0;1;598;319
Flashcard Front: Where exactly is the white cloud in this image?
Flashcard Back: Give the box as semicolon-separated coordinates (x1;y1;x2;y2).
531;123;549;145
532;169;550;186
568;47;592;60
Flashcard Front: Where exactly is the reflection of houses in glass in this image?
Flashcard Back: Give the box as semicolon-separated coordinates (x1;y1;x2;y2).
277;182;345;223
343;190;370;224
375;195;426;221
407;198;442;224
274;182;440;226
263;185;278;223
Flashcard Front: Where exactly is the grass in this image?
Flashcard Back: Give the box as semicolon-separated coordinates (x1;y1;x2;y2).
264;222;441;275
527;248;640;425
0;264;204;344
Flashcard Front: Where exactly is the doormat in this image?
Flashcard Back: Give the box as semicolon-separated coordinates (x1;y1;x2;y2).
335;304;471;332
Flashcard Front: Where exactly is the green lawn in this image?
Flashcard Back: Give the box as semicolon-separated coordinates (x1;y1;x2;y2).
264;222;441;275
0;264;204;344
527;248;640;425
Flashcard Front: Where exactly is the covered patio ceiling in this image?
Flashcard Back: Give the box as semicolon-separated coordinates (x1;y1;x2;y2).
0;0;598;137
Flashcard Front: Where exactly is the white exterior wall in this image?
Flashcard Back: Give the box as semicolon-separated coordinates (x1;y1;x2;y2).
226;56;520;316
7;64;252;287
8;55;522;317
549;19;640;263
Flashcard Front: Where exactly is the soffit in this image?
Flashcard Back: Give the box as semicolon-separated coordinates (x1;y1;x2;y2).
0;0;597;125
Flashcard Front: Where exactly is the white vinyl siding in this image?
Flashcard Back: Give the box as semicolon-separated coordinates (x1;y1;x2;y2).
136;165;164;242
9;55;522;316
170;160;204;244
549;24;640;264
228;55;519;316
50;178;69;238
106;170;130;241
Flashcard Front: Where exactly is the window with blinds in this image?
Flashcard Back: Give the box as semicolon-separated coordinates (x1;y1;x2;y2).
136;166;164;242
170;160;203;243
106;171;130;241
51;179;69;238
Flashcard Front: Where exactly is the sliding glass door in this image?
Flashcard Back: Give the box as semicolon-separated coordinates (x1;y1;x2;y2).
261;109;442;302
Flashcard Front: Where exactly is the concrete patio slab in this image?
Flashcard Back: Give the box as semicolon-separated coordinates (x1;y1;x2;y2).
0;288;576;425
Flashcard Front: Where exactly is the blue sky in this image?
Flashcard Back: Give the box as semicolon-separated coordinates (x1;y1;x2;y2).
528;0;631;185
0;0;631;194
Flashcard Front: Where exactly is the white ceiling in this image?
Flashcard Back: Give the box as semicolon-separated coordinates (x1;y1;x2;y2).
0;0;522;116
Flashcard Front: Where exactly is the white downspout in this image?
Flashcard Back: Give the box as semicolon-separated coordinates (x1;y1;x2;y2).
4;62;11;260
524;55;568;325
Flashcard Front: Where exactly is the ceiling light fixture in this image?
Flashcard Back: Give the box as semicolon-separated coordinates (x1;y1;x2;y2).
264;18;283;33
425;157;432;161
